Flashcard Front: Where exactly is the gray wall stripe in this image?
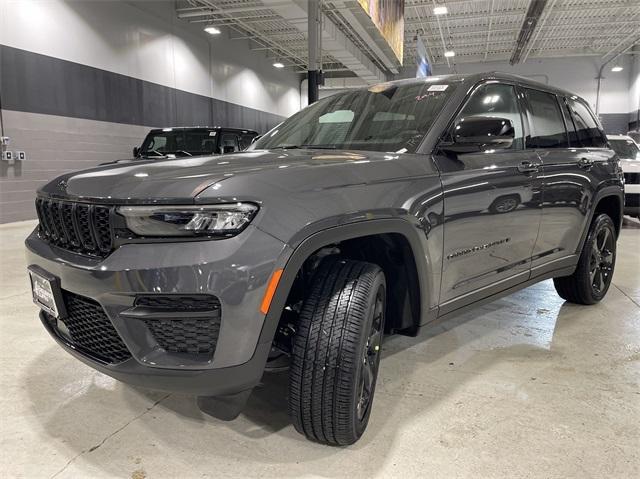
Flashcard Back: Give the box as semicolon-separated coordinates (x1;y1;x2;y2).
0;45;286;133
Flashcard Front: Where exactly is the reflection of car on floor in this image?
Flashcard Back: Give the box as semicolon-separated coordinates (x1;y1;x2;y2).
608;134;640;218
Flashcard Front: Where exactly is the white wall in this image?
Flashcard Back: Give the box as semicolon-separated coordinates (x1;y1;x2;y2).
0;0;301;117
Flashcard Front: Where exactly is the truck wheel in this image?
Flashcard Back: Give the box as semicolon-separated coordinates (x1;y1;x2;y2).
553;213;616;304
288;258;386;446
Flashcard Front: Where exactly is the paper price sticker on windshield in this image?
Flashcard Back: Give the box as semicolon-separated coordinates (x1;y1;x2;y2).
427;84;448;91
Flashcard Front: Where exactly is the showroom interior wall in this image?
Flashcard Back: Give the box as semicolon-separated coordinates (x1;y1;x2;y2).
0;0;302;223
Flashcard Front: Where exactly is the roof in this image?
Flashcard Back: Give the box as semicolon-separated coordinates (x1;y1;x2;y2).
147;127;259;133
607;135;636;141
374;71;579;98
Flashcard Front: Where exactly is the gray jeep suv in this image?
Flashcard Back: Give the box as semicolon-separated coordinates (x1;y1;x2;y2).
26;73;623;445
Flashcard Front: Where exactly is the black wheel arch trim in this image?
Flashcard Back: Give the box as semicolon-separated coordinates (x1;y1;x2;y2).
576;185;623;255
258;218;432;346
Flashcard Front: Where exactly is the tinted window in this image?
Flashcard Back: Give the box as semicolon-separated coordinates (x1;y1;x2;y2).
454;83;524;149
567;99;607;148
255;81;458;153
524;89;568;148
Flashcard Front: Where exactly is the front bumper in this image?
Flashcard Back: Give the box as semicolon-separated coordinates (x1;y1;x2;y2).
25;225;287;395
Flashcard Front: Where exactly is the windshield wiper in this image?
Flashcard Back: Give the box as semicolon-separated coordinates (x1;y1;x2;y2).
142;149;165;157
174;150;193;157
272;144;338;150
300;144;338;149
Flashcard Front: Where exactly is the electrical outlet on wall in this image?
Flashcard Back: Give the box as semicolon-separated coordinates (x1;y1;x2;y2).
2;151;14;161
16;151;26;161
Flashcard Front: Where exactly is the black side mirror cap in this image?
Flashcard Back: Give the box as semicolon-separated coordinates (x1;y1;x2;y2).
132;146;140;157
442;116;515;152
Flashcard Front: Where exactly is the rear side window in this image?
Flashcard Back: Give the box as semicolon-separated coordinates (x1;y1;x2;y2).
524;89;568;148
567;98;607;148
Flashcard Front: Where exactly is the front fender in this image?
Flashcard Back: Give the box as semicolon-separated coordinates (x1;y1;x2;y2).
256;218;436;347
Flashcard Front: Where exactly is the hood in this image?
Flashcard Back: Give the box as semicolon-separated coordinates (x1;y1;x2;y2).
620;158;640;174
38;149;427;203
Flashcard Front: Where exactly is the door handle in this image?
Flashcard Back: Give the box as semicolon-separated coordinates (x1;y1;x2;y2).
578;157;594;169
517;161;540;174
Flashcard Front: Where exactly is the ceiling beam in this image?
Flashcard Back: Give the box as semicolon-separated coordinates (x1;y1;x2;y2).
510;0;548;65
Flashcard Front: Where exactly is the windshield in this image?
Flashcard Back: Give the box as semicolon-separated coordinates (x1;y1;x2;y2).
609;138;640;160
140;129;218;157
254;81;457;153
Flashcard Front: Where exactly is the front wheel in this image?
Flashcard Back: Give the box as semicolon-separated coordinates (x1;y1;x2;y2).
288;258;386;446
553;213;616;304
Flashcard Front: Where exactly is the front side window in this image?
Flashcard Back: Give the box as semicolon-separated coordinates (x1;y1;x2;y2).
524;89;568;149
567;99;607;148
453;83;524;150
254;81;458;153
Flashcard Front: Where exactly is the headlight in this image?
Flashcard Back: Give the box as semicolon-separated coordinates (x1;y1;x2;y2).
117;203;258;237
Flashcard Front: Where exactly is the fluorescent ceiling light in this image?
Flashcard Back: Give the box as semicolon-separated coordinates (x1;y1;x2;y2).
444;50;455;57
433;6;448;15
204;26;221;35
273;62;285;68
611;66;623;72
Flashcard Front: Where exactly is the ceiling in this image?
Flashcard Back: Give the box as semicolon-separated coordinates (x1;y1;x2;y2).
177;0;640;80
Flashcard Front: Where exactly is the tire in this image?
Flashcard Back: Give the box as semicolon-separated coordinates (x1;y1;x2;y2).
553;213;616;304
288;258;386;446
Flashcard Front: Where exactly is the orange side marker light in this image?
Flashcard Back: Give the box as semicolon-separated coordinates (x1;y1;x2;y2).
260;268;283;315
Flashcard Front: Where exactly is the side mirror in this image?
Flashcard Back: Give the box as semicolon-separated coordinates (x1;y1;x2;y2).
251;135;262;144
442;116;515;152
132;146;140;157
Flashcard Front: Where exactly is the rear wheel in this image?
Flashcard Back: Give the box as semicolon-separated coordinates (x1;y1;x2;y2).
553;213;616;304
288;258;386;446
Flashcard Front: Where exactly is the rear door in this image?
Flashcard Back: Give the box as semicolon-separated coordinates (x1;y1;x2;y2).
525;92;612;273
434;82;543;308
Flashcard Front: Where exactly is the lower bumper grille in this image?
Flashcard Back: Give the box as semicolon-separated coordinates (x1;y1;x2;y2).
144;317;221;355
45;291;131;364
625;193;640;207
136;295;221;356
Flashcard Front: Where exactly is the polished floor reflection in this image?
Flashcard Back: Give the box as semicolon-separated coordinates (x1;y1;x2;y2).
1;218;638;478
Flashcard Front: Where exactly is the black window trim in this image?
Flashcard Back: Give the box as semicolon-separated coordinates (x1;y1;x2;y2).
564;96;609;149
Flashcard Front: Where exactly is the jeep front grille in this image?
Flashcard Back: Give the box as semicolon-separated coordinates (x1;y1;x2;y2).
624;172;640;185
35;198;113;257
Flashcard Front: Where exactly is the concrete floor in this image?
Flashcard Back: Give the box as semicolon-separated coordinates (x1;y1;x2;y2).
1;219;638;479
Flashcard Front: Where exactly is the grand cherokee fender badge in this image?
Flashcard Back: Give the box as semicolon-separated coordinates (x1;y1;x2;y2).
447;237;511;260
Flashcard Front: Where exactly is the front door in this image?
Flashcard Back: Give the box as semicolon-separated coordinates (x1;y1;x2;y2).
433;82;543;311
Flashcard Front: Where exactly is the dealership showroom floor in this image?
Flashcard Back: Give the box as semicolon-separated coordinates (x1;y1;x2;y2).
1;219;638;477
2;0;640;478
